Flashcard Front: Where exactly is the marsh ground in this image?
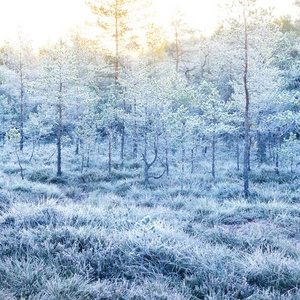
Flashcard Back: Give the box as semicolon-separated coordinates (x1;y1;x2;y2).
0;145;299;299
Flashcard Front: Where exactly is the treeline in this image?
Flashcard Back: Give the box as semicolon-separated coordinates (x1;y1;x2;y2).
0;0;299;196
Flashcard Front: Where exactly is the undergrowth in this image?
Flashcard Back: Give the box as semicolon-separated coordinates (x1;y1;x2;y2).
0;145;299;299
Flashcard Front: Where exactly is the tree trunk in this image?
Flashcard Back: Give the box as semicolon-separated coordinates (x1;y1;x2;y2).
16;149;24;180
81;152;84;174
180;122;186;193
108;125;112;175
165;135;169;176
120;122;125;169
175;29;179;73
243;1;250;198
257;131;266;165
29;139;36;162
114;0;119;85
133;98;137;159
87;144;90;168
248;137;251;171
120;94;126;169
75;138;79;155
57;82;63;177
114;1;125;170
275;149;279;175
191;147;194;174
20;67;24;151
144;165;149;185
275;133;280;175
143;125;149;185
212;133;216;179
236;136;240;171
143;137;159;185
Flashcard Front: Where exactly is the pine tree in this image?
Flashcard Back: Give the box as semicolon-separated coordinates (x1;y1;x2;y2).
0;29;35;151
39;40;76;177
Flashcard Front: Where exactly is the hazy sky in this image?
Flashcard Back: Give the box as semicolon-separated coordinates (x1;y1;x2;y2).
0;0;298;48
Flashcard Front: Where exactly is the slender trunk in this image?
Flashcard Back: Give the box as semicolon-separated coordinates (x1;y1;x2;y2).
81;140;84;173
257;131;266;165
87;141;90;168
181;123;186;175
180;122;185;193
81;152;84;174
120;122;125;169
115;0;125;169
165;135;169;176
275;147;279;174
120;97;126;169
20;67;24;151
17;40;25;152
133;98;137;159
115;0;119;85
57;81;62;177
144;127;149;185
143;100;149;185
87;154;90;168
16;149;24;180
212;133;216;179
108;125;112;175
275;133;280;175
244;116;250;198
29;139;36;162
248;137;251;171
191;147;194;174
236;137;240;171
243;1;250;198
268;132;272;163
175;29;179;73
143;135;159;185
75;138;79;155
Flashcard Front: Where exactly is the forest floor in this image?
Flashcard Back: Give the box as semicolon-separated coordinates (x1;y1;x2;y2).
0;145;299;299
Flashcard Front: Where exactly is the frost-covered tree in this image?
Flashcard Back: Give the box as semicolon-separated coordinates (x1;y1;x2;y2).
219;0;282;196
198;81;235;179
39;40;76;177
0;30;35;151
87;0;141;166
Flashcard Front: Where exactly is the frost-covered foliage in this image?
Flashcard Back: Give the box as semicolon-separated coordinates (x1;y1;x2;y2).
0;0;300;298
0;144;299;299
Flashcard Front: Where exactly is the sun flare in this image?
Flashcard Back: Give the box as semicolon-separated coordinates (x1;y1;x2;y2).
0;0;89;48
0;0;298;49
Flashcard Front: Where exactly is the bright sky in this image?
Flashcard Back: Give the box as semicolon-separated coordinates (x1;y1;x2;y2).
156;0;298;32
0;0;89;48
0;0;298;48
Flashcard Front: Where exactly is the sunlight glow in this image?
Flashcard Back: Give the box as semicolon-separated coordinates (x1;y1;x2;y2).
153;0;298;34
0;0;89;48
0;0;298;48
